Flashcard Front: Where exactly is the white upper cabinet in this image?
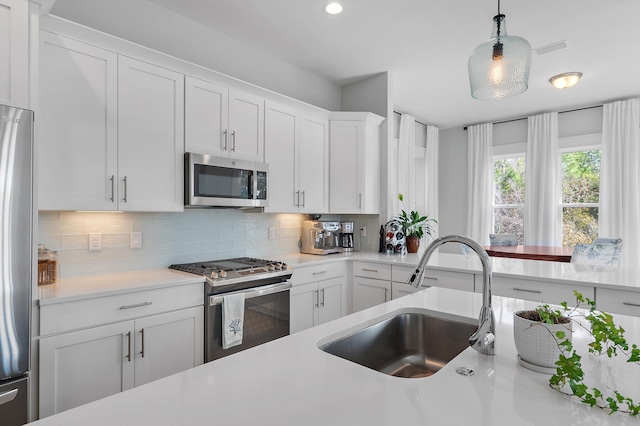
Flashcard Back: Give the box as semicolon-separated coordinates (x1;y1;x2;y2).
39;32;119;211
264;100;329;213
39;33;184;212
0;0;29;108
329;112;384;214
185;76;264;162
118;56;184;212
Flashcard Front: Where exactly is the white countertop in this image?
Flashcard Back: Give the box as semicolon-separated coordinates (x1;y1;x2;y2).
32;286;640;425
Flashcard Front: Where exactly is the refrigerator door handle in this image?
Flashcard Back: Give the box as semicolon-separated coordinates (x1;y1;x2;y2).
0;389;18;406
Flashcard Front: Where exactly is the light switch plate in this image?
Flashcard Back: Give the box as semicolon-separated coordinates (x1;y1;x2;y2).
130;232;142;249
268;227;276;240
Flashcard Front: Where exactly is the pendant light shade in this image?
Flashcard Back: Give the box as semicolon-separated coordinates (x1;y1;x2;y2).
468;11;532;100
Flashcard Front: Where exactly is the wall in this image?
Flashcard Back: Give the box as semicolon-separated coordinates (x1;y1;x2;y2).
438;106;604;252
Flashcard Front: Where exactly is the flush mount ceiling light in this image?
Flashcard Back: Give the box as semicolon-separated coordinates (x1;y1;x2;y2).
468;0;532;100
549;72;582;89
325;2;343;14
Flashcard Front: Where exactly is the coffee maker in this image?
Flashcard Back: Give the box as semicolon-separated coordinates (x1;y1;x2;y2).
300;221;341;255
339;222;355;252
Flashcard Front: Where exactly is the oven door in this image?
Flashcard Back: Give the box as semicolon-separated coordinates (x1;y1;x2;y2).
206;281;291;362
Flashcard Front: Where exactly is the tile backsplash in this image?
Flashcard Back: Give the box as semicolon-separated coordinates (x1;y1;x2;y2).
38;210;382;278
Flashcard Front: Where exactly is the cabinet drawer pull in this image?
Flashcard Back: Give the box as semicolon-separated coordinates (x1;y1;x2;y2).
119;301;152;310
109;175;115;202
312;271;327;276
223;129;228;151
512;288;542;294
122;176;128;203
358;193;362;208
0;389;18;406
140;328;145;358
623;302;640;308
231;131;236;152
384;288;388;302
126;332;132;362
315;290;319;308
301;190;305;208
362;268;378;273
295;190;300;207
424;276;438;281
320;288;325;307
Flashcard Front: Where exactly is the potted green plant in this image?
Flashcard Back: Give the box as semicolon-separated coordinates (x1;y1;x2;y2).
395;193;437;253
514;291;640;415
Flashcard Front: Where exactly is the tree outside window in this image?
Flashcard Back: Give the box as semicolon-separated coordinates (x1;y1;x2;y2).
561;150;600;247
493;156;525;244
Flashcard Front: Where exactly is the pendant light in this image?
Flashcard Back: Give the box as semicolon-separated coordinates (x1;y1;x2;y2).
468;0;532;100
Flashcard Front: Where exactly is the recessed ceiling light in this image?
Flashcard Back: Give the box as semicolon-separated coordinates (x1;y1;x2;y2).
325;3;343;14
549;72;582;89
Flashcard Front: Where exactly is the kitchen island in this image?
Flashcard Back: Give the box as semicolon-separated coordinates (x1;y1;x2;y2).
32;286;640;425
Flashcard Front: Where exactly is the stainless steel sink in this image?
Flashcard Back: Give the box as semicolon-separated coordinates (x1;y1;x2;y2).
319;311;478;378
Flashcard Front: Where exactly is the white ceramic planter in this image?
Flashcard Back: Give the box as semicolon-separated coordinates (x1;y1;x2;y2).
513;311;573;369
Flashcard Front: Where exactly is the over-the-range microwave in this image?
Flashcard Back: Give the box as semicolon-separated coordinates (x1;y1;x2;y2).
185;153;268;208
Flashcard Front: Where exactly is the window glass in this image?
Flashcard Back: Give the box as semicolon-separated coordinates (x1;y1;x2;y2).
561;150;600;246
493;157;525;243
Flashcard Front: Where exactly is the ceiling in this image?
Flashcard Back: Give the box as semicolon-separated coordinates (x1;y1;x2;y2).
48;0;640;129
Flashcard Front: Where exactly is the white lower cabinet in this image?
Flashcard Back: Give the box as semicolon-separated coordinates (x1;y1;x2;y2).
39;284;203;418
290;263;346;333
491;277;594;305
595;288;640;317
352;276;391;312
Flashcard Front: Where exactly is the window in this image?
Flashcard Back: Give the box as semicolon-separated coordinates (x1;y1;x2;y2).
561;149;600;247
493;156;525;243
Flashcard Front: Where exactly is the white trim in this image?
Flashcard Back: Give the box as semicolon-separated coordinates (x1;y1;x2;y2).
558;132;601;151
493;142;526;157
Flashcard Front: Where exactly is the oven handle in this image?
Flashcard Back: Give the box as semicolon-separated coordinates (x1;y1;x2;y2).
209;281;292;306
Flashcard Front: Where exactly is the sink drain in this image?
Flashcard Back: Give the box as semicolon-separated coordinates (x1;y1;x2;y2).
456;367;474;376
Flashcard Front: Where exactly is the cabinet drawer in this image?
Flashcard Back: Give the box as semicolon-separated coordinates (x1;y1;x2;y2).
596;288;640;317
492;277;594;305
40;283;203;336
423;269;475;292
353;261;391;281
291;262;346;285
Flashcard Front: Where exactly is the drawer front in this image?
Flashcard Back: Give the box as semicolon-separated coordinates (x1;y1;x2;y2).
596;288;640;317
353;261;392;281
40;283;203;336
492;277;594;305
423;269;475;292
291;262;346;285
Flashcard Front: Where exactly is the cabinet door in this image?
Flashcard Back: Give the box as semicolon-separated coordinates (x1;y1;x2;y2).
0;0;28;108
228;89;264;161
290;282;318;334
39;321;135;417
329;120;362;213
118;56;184;211
134;307;204;387
352;277;390;313
299;114;329;213
318;277;345;325
39;32;118;211
184;76;229;157
264;101;298;213
391;282;423;299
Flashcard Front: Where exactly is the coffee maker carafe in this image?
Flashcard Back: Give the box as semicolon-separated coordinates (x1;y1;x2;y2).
339;222;355;252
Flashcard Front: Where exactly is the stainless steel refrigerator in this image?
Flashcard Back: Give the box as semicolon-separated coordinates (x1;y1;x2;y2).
0;104;33;425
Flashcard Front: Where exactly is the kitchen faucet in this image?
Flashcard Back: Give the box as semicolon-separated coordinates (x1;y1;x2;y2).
408;235;496;355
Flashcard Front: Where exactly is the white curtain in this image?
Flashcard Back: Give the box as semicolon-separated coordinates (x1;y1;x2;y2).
425;125;439;243
600;98;640;265
466;123;493;246
524;112;561;246
397;114;416;212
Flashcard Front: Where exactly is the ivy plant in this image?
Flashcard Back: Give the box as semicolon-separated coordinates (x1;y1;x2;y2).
538;291;640;415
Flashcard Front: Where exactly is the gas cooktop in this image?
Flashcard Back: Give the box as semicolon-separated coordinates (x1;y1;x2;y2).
169;257;291;286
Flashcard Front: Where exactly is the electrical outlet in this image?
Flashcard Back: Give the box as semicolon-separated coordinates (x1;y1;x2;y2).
130;232;142;249
89;233;102;251
360;227;367;237
268;227;276;240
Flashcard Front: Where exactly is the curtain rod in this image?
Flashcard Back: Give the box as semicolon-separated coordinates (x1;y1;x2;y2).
462;104;603;130
393;110;430;128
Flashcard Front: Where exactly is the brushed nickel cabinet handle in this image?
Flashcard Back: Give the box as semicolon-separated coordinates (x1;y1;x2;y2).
223;129;228;151
122;176;127;203
140;328;145;358
301;190;305;207
320;288;325;307
126;332;132;362
295;190;300;207
315;290;319;308
358;193;362;208
119;301;152;310
231;131;236;152
384;288;388;302
109;175;115;202
312;271;328;276
424;276;438;281
512;288;542;294
623;302;640;308
362;268;378;273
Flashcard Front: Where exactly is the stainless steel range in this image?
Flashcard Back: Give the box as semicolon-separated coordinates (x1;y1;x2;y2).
170;257;292;361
